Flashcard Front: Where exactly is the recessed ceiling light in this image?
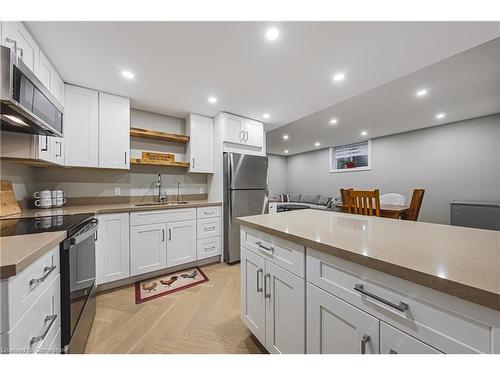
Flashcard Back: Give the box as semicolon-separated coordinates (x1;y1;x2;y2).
283;134;289;140
314;142;321;147
332;73;345;82
262;113;270;119
435;113;446;119
416;89;428;97
284;150;289;154
121;70;135;79
361;131;368;136
208;96;217;104
265;27;280;41
329;118;338;125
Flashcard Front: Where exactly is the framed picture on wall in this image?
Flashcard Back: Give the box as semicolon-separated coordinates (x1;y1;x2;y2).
329;140;371;173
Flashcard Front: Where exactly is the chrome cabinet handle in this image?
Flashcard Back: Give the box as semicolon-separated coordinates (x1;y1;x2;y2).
168;228;172;241
161;229;165;242
29;265;56;290
244;131;249;143
354;283;409;312
264;273;271;298
124;151;127;164
204;226;216;231
205;245;216;251
256;268;263;292
41;136;48;151
360;334;370;354
30;314;57;348
239;130;245;142
192;157;195;169
255;241;274;254
55;141;62;157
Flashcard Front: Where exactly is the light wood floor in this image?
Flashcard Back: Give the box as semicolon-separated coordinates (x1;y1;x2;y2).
85;262;265;354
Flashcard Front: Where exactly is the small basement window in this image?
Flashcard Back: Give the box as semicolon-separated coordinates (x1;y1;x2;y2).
329;140;371;173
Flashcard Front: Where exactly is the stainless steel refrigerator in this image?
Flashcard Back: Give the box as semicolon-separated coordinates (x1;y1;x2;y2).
223;152;268;263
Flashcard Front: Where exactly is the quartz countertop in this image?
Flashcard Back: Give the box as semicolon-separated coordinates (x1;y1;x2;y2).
0;200;222;279
236;209;500;311
0;231;67;279
3;200;222;219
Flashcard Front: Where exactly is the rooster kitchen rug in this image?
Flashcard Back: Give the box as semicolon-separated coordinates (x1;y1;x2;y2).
135;267;209;304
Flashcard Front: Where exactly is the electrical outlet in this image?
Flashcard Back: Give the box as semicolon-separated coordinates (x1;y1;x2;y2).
199;186;206;194
113;187;121;196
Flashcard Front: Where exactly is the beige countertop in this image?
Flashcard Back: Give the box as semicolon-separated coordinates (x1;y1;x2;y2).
3;200;222;219
0;231;67;279
0;200;222;279
236;209;500;311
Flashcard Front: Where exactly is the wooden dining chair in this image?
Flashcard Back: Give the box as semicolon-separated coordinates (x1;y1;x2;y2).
407;189;425;221
339;188;353;213
346;189;381;217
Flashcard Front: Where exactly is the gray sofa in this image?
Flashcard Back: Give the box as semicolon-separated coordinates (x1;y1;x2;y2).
276;193;340;211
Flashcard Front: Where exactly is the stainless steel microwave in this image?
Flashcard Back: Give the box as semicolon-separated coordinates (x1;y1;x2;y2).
0;45;63;137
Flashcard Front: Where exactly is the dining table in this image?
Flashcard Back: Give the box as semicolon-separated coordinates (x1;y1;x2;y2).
335;203;410;219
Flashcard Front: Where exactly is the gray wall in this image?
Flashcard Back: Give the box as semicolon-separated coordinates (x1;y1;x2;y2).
0;160;37;200
267;154;288;199
284;114;500;224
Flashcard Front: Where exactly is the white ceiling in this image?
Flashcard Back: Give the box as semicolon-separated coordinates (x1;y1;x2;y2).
25;22;500;129
266;37;500;155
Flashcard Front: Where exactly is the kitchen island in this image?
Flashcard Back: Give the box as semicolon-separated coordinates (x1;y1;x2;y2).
236;209;500;354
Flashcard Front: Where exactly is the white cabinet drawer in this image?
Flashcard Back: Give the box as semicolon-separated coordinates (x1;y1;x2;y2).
240;226;305;278
197;217;221;239
380;322;441;354
1;246;59;334
306;248;492;353
197;236;222;260
130;208;196;226
196;206;221;218
1;274;61;353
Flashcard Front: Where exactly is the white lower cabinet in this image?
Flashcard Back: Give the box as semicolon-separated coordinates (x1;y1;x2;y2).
166;219;197;267
240;246;305;354
130;223;167;276
380;322;441;354
197;236;222;260
96;213;130;285
307;282;379;354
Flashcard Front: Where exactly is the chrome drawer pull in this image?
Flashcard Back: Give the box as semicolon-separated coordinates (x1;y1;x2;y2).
204;226;216;231
354;283;409;312
256;268;263;292
29;265;57;290
360;334;370;354
255;241;274;254
30;314;57;347
205;245;216;251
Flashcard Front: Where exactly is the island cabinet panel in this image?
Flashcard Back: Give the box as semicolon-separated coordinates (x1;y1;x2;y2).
307;282;379;354
240;245;306;353
380;322;441;354
130;223;167;276
265;261;305;354
306;248;493;354
96;213;130;285
240;227;305;278
240;247;266;344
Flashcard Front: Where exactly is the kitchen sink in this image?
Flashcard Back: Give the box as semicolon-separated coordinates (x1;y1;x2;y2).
134;201;190;207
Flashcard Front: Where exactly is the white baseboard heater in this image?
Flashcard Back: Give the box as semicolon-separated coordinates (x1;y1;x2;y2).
450;201;500;231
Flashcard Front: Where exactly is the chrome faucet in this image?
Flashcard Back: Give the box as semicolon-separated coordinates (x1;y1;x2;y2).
176;182;181;202
156;174;164;203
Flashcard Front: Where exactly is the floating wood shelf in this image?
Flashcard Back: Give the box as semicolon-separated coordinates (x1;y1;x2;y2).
130;127;190;143
130;159;190;168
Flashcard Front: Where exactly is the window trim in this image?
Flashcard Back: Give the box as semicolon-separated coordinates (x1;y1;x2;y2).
329;139;372;173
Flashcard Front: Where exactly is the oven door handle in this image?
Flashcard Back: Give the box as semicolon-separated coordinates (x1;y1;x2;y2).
69;219;98;246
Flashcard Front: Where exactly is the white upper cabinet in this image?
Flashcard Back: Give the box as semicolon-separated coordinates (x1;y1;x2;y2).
1;21;39;72
35;50;53;91
243;119;264;148
64;85;99;168
51;70;64;106
186;113;214;173
219;112;265;155
98;93;130;169
224;113;246;144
